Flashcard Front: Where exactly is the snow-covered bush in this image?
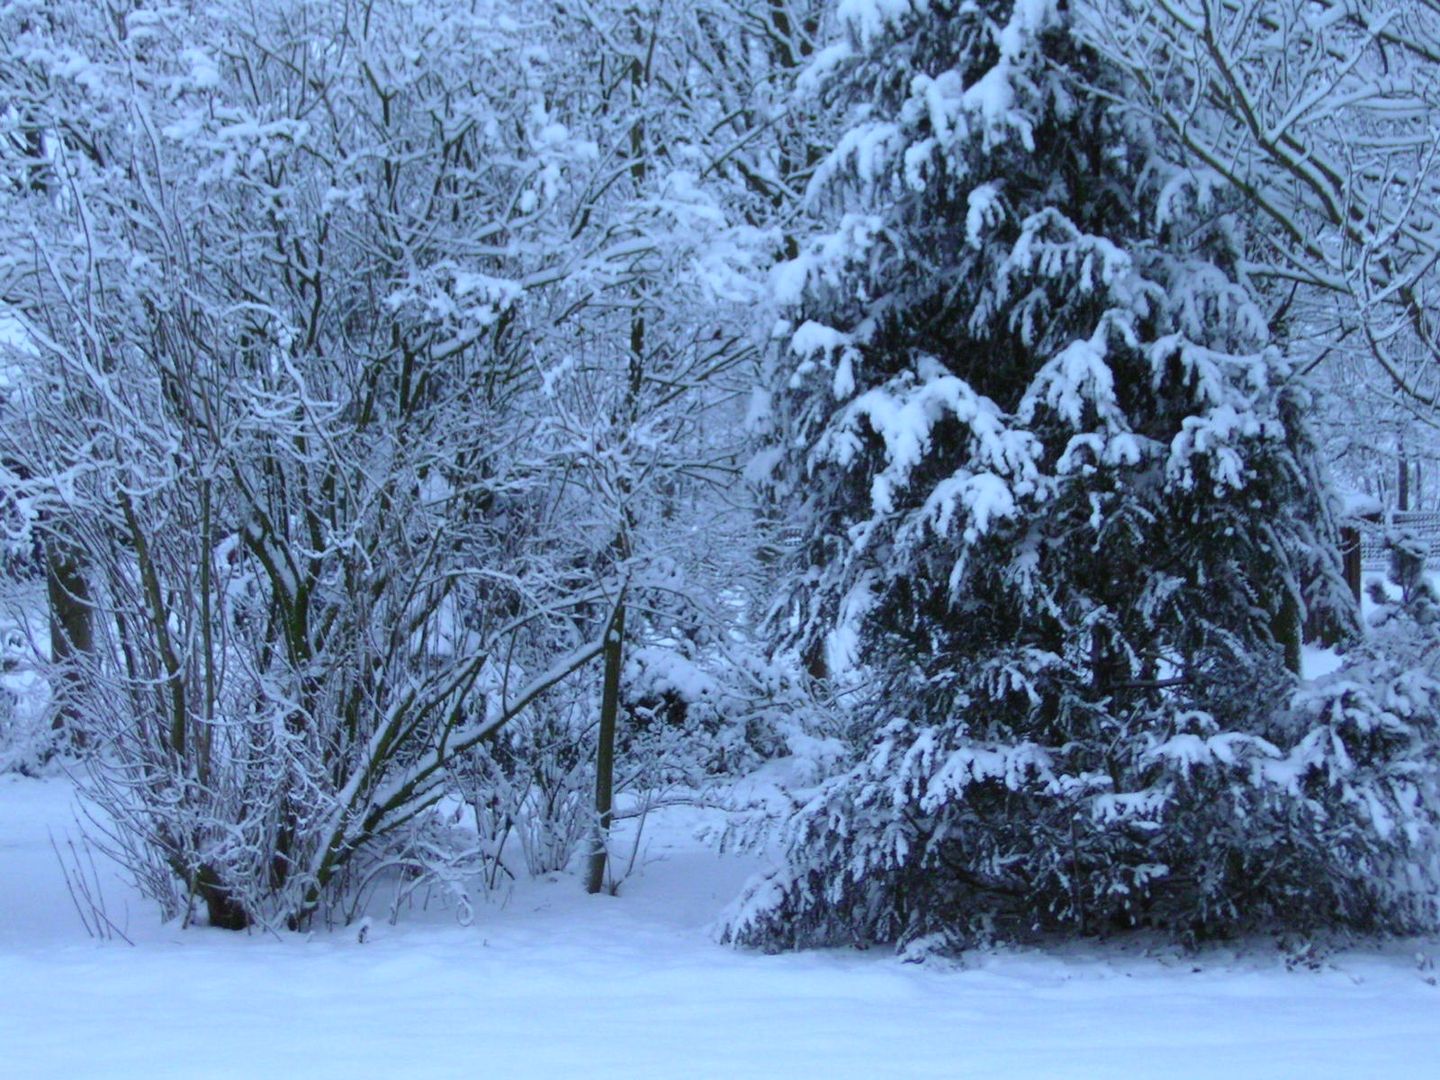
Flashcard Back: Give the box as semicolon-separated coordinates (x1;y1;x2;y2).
724;0;1427;952
0;0;820;927
1273;591;1440;931
454;688;598;881
0;0;614;929
0;644;32;774
620;644;794;781
0;591;53;775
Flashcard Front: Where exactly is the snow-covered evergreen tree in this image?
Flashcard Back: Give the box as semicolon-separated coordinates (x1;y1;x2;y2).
728;0;1433;950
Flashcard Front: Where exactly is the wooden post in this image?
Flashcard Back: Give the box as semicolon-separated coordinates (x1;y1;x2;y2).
1341;525;1363;604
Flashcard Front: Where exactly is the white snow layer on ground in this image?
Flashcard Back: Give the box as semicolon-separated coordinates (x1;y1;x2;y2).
2;776;1439;1079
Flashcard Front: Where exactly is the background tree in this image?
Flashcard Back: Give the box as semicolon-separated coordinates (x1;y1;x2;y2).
527;0;831;893
1078;1;1440;496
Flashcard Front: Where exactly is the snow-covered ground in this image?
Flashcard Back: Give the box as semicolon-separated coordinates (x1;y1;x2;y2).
1;776;1438;1078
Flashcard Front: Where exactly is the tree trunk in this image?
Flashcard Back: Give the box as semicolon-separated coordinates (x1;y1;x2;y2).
585;601;626;895
1275;590;1302;676
195;865;251;931
45;539;93;749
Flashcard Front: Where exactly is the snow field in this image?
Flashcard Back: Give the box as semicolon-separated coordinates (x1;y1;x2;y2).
2;776;1439;1079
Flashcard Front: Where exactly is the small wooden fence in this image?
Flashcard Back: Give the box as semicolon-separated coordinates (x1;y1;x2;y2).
1355;510;1440;570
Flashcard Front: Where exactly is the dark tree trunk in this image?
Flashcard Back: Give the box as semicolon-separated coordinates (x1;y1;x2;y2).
45;539;93;749
1275;590;1302;676
195;865;251;931
585;602;625;895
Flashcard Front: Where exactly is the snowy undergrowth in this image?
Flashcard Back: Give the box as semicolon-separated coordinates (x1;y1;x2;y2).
0;587;50;776
2;774;1439;1079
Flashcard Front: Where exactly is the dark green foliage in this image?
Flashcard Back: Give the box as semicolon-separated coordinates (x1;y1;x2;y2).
728;0;1433;951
